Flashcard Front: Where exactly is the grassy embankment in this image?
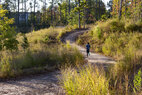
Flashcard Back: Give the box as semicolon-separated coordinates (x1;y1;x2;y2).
60;19;142;95
0;26;84;78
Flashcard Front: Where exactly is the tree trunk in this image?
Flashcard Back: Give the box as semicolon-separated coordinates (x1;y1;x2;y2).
118;0;120;15
34;0;36;26
15;0;17;12
18;0;20;25
22;0;24;12
54;9;56;25
60;5;62;22
84;0;88;29
95;0;98;20
124;0;127;18
65;0;67;24
78;0;81;29
99;0;101;19
51;0;53;26
69;0;71;15
85;0;89;23
45;0;47;9
134;0;137;20
84;7;86;29
25;0;27;25
119;0;123;20
131;0;133;6
141;3;142;19
75;0;78;7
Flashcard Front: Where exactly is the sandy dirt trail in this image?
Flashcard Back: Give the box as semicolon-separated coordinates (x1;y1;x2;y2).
64;30;116;68
0;30;115;95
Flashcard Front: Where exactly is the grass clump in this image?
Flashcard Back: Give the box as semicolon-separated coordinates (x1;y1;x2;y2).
25;27;63;44
0;57;13;77
0;45;84;78
59;65;109;95
133;69;142;94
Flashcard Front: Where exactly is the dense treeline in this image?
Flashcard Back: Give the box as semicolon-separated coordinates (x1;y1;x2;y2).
1;0;142;30
1;0;106;31
112;0;142;20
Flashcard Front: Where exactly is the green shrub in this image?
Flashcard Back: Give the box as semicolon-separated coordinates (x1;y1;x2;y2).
126;23;140;32
102;36;113;56
0;42;2;51
110;20;125;32
21;35;29;50
136;21;142;32
44;35;49;43
3;37;19;51
93;26;103;39
133;69;142;93
0;57;14;77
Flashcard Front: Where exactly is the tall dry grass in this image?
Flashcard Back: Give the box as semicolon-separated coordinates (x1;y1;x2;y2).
0;26;84;78
59;65;109;95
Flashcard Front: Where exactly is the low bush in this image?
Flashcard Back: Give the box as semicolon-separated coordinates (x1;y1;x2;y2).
102;32;141;58
126;23;140;32
109;20;125;32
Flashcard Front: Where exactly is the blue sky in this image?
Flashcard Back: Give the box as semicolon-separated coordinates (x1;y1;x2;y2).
103;0;110;5
103;0;110;9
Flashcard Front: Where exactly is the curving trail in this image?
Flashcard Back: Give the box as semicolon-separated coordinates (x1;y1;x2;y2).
63;30;116;68
0;29;115;95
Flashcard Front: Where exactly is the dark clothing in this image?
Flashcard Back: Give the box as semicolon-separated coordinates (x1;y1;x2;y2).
87;49;90;53
86;44;90;51
86;44;90;56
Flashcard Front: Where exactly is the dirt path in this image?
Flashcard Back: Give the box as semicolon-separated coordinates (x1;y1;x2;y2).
63;30;116;68
0;29;115;95
0;71;64;95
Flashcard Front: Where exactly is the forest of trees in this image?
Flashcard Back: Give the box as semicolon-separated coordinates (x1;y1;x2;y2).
0;0;142;31
112;0;142;20
1;0;142;31
0;0;106;30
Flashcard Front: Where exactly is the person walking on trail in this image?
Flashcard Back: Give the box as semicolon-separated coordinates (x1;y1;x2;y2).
86;43;90;57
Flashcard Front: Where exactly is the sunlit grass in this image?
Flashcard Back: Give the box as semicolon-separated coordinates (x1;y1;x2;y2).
0;26;84;78
59;65;109;95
